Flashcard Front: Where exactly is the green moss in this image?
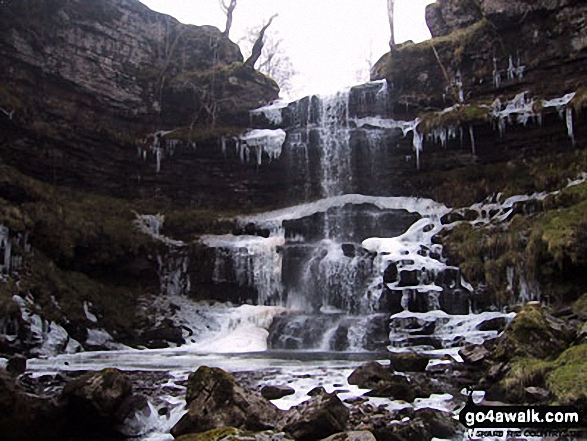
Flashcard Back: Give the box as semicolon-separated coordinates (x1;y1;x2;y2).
511;305;550;343
163;126;242;144
572;293;587;320
503;357;553;399
419;104;491;134
571;86;587;114
176;428;239;441
546;344;587;403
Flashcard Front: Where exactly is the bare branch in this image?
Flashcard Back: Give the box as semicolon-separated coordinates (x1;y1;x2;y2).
220;0;237;39
244;14;278;68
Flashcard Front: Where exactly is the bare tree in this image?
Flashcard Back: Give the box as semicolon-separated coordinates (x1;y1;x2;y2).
219;0;237;39
240;24;296;95
387;0;395;51
244;14;278;68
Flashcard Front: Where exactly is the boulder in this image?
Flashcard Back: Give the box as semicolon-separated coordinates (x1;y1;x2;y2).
364;374;415;402
62;368;132;421
176;428;295;441
389;351;431;373
171;367;282;438
347;362;393;389
281;392;349;441
459;344;491;364
261;384;295;400
6;354;27;376
373;408;463;441
321;431;377;441
0;369;65;441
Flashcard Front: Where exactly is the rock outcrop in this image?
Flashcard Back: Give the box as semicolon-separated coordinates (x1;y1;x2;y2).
0;0;278;204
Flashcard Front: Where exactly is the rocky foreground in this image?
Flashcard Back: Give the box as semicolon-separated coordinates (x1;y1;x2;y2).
1;301;585;441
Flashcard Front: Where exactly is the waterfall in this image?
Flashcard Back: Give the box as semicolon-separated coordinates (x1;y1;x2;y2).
317;89;352;197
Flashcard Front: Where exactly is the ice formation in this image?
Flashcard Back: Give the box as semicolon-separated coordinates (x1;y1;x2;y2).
237;129;287;165
250;100;288;125
133;213;190;297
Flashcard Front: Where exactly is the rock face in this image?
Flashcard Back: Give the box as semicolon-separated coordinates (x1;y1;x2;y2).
0;0;278;204
426;0;483;37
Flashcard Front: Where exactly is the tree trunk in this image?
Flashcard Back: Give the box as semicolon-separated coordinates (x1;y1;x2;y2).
244;14;278;68
387;0;395;51
222;0;237;39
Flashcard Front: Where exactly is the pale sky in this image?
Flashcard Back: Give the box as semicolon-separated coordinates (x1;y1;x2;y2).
139;0;435;99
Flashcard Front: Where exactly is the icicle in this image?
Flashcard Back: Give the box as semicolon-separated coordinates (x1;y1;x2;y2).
507;56;515;80
0;225;11;274
469;126;476;155
456;70;464;103
493;57;501;89
221;136;227;156
566;107;575;144
413;128;423;171
155;147;162;173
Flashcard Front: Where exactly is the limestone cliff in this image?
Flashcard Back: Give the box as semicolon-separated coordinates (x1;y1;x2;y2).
0;0;278;200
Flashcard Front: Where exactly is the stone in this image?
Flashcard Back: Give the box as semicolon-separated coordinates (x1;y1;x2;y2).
63;368;132;419
6;354;27;376
347;362;393;389
373;407;462;441
281;392;349;441
261;385;295;400
61;367;149;437
459;344;491;364
389;351;431;373
320;431;377;441
0;369;66;441
364;374;416;402
171;367;282;438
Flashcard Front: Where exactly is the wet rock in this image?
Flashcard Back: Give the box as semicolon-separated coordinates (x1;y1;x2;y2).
307;386;327;396
459;344;491;364
261;384;295;400
347;361;393;389
172;367;282;438
321;431;377;441
364;374;415;402
115;394;154;437
389;351;431;373
476;316;509;332
0;369;66;441
440;212;464;225
140;318;184;348
373;408;462;441
176;428;295;441
524;386;550;402
62;368;141;435
342;244;357;258
6;354;27;376
282;392;349;441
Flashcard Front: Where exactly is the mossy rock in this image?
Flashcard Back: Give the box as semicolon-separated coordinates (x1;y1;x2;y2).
546;344;587;405
185;366;237;405
176;427;239;441
494;304;574;361
572;293;587;320
419;104;491;134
